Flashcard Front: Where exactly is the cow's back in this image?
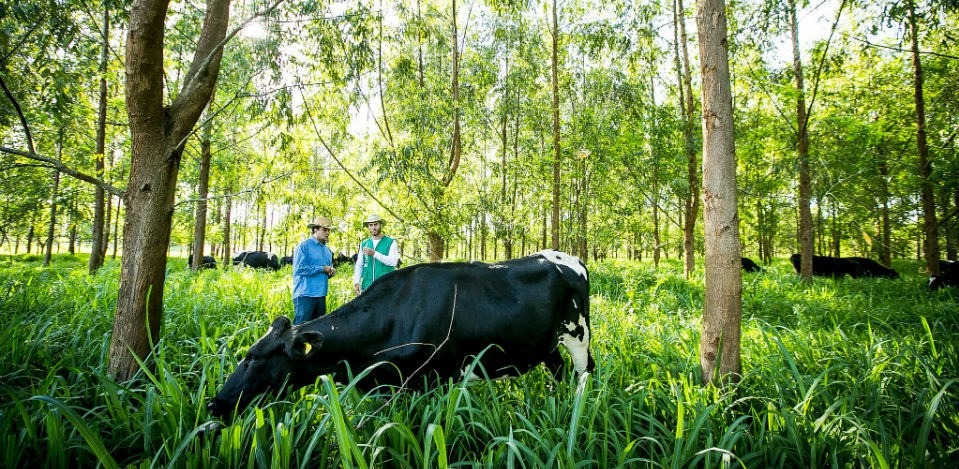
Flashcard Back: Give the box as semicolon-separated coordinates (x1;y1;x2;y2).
335;251;591;381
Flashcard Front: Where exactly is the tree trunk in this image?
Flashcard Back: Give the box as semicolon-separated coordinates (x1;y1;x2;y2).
908;0;940;275
427;231;444;262
696;0;741;386
191;133;212;270
790;0;814;281
549;0;561;251
109;0;229;380
675;0;699;278
89;4;110;274
112;197;121;258
43;168;60;266
103;192;113;258
222;188;232;267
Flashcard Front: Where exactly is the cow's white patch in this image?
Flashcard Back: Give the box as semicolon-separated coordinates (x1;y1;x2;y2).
558;315;591;374
489;264;508;269
536;249;587;280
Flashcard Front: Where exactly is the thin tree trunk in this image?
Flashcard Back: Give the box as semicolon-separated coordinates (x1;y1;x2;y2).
222;188;232;267
191;129;212;269
790;0;814;280
676;0;699;278
44;168;61;266
89;3;110;274
550;0;561;251
428;232;444;262
112;197;121;258
908;0;940;275
697;0;741;386
103;192;113;258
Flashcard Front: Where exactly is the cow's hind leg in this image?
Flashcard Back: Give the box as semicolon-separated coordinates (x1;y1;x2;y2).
558;315;593;375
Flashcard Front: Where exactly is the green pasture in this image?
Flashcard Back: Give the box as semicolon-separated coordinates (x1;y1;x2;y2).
0;254;956;467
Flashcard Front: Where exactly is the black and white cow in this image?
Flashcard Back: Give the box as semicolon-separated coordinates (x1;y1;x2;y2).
279;256;294;267
232;251;281;271
208;250;593;417
929;260;959;291
790;254;898;279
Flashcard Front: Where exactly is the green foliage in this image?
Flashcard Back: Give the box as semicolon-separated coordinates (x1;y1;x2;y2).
1;254;956;466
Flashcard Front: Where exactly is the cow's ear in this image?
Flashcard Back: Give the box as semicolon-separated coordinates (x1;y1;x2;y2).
289;331;324;359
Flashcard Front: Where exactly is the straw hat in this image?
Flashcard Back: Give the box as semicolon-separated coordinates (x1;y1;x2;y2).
363;214;384;226
308;216;333;229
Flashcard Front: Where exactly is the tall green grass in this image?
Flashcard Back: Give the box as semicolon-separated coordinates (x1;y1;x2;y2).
0;254;956;467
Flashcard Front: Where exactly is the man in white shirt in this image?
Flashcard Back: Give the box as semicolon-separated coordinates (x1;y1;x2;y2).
352;214;400;295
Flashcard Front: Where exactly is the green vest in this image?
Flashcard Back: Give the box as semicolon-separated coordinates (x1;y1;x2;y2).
360;236;395;290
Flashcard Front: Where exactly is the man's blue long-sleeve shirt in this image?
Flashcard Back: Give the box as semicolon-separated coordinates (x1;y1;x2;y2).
292;237;333;299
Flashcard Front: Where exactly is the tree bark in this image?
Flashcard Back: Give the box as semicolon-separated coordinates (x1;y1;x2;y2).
790;0;814;281
191;131;212;270
550;0;561;251
109;0;229;380
676;0;700;278
89;4;110;274
222;188;232;267
908;0;940;275
427;231;444;262
43;168;60;267
697;0;741;386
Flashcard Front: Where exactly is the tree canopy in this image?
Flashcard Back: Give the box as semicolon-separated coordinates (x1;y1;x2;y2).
2;0;957;263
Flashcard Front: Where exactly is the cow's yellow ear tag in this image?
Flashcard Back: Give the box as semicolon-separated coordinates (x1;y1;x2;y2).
302;342;312;355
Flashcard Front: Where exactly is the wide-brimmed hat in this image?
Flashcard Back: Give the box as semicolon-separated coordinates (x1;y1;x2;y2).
308;216;333;229
363;214;384;226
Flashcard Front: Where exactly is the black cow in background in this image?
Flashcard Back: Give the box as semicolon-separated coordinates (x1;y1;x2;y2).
188;254;217;269
333;252;355;267
790;254;898;279
929;260;959;291
741;257;763;273
844;257;899;278
278;252;353;269
233;251;281;271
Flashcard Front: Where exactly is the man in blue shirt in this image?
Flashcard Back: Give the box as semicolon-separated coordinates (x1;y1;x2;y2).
292;216;337;325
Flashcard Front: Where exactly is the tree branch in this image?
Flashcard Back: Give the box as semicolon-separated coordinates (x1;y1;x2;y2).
297;85;406;224
0;74;36;155
0;146;125;197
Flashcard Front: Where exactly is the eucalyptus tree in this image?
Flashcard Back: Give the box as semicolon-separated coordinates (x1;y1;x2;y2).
808;40;919;261
874;0;959;273
696;0;741;386
476;1;547;259
106;0;242;379
734;0;847;279
363;0;481;261
673;0;701;278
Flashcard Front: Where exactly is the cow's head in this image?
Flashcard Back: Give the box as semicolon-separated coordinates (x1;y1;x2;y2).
208;316;323;418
